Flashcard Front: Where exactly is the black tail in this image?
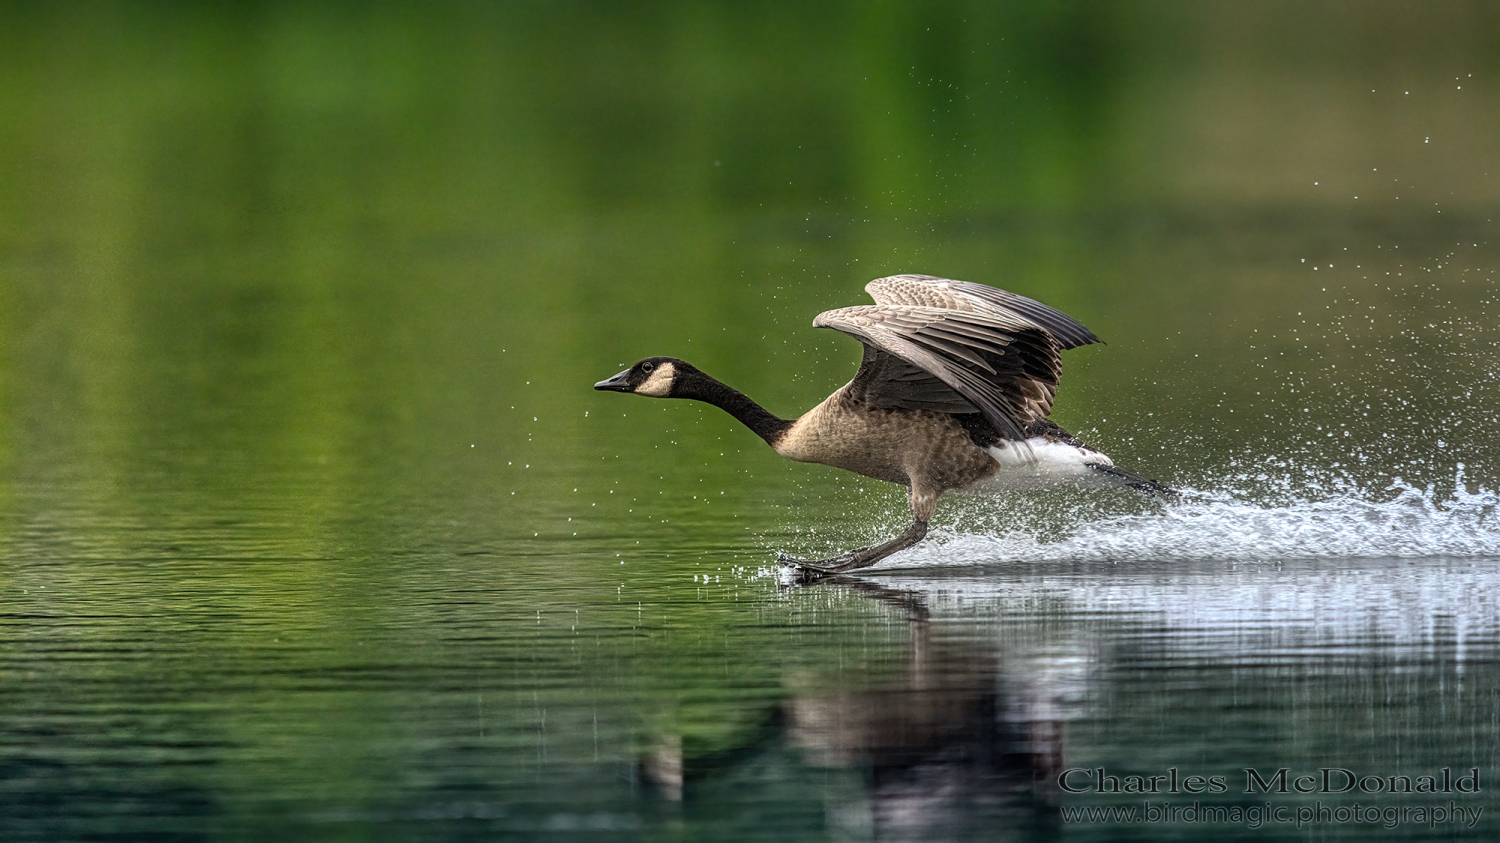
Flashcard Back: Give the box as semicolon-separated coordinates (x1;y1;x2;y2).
1087;463;1179;499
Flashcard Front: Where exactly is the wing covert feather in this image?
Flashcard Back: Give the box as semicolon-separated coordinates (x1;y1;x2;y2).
866;274;1099;350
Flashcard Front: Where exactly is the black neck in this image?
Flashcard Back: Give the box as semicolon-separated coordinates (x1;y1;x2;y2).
676;370;793;446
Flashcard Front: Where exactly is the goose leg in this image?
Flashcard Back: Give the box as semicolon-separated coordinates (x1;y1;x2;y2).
778;519;928;580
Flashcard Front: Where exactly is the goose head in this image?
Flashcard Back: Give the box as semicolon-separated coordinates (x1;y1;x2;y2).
594;357;690;398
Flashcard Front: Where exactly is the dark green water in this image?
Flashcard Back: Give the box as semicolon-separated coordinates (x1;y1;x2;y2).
3;3;1499;840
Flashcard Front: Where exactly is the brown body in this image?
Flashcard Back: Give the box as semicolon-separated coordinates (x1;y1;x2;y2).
774;388;998;522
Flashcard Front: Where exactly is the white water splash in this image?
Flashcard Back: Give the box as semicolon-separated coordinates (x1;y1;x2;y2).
896;463;1499;567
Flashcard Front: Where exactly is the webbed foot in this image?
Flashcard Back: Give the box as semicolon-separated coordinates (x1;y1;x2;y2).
776;520;929;583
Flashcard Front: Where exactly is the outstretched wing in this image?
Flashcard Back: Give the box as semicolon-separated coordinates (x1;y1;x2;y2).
816;275;1099;441
864;274;1098;350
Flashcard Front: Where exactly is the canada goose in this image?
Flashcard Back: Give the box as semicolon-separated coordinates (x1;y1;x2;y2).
595;274;1173;579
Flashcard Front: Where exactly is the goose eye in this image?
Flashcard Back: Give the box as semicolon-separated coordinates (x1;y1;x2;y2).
640;361;656;373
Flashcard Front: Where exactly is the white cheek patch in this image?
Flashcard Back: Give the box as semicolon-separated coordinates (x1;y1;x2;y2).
635;363;676;397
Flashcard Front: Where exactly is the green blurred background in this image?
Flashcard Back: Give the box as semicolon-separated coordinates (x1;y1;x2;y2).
3;0;1495;523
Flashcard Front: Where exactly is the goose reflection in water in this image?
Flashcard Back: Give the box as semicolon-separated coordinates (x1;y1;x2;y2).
640;578;1086;840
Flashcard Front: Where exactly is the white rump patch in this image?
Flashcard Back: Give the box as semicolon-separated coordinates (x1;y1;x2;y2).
966;437;1120;494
